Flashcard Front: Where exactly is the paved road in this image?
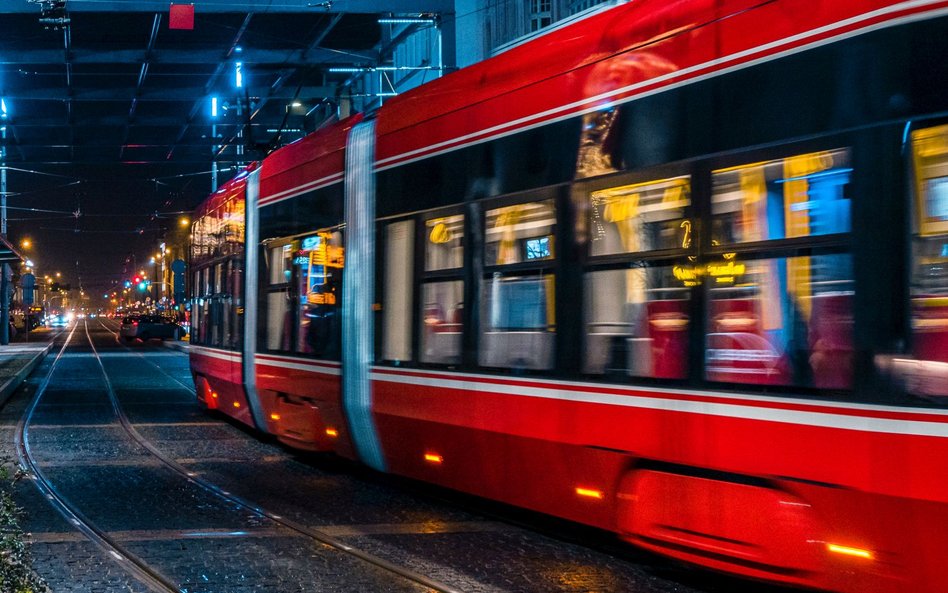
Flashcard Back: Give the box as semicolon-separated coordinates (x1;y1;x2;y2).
1;320;795;593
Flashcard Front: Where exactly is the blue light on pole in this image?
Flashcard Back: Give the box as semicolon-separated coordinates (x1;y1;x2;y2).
211;96;218;117
1;98;7;119
235;62;243;88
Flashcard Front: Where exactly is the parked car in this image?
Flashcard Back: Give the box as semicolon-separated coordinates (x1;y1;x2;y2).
120;315;185;341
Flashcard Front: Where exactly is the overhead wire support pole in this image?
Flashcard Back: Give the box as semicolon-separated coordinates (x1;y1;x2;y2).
1;122;8;345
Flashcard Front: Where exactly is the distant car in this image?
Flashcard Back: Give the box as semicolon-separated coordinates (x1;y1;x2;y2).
47;314;69;328
120;315;185;342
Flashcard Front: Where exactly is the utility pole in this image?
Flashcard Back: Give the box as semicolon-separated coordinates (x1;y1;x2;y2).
1;122;9;345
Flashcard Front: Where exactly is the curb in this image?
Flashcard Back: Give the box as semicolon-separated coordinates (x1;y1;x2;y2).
0;344;53;408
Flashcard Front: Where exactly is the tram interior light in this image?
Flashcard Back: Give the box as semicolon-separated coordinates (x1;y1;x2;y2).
211;96;218;117
235;62;243;88
1;98;7;118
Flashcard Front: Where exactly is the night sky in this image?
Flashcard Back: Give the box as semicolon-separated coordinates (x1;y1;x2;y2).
5;164;218;303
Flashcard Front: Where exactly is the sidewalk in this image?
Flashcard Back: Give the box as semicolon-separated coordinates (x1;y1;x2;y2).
0;340;52;407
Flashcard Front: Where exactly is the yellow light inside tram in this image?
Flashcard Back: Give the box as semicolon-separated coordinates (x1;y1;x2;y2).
325;428;338;437
424;453;443;464
270;413;280;421
575;487;604;499
826;543;873;560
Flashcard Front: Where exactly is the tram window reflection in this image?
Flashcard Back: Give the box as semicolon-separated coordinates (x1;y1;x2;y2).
425;214;464;271
704;254;853;389
589;176;690;256
266;291;290;351
382;220;414;363
421;281;463;365
295;231;343;360
485;201;555;265
712;149;852;245
480;273;555;370
584;267;690;378
881;125;948;402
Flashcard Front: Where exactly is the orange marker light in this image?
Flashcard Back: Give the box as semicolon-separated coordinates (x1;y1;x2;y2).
270;413;281;421
827;544;873;560
325;428;338;437
233;401;241;408
424;453;443;464
575;487;604;499
211;392;219;399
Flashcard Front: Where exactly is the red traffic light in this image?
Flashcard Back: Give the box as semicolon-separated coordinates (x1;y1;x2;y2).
133;275;142;284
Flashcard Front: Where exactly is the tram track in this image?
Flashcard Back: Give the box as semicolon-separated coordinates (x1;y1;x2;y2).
86;318;465;593
14;324;183;593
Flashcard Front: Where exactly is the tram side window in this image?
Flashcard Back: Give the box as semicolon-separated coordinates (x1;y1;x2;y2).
481;201;555;371
265;244;293;352
229;259;243;350
422;281;463;364
382;220;414;363
707;149;854;390
191;270;202;344
426;214;464;270
295;231;343;360
711;150;851;243
584;176;692;378
210;262;223;347
882;125;948;403
419;213;464;366
198;268;211;347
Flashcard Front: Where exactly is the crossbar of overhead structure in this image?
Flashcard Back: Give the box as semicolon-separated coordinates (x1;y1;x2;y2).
1;0;454;14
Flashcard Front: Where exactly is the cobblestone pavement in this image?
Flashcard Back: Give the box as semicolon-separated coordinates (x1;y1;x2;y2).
0;321;797;593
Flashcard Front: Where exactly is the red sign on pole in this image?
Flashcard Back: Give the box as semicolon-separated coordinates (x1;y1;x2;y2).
169;4;194;30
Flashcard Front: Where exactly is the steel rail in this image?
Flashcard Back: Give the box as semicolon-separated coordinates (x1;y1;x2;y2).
13;323;184;593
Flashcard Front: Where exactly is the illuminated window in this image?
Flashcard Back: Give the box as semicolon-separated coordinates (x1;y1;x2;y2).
485;201;555;265
481;200;556;371
893;125;948;402
296;230;343;360
480;272;555;370
711;149;852;245
590;176;691;257
425;214;464;271
421;281;463;365
584;175;692;379
418;211;465;367
584;267;689;378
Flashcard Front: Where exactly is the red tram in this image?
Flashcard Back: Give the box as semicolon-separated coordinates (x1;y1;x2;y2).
189;1;948;591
